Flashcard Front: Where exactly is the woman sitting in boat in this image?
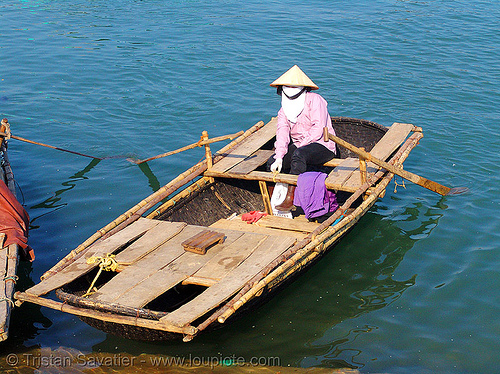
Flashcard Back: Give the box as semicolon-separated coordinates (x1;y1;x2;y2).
267;65;338;211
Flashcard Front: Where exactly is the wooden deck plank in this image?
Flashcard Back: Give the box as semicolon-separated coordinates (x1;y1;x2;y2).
160;235;296;328
324;158;359;191
209;118;277;174
105;230;254;308
115;221;187;264
226;150;275;175
370;123;414;159
26;218;161;297
210;218;308;239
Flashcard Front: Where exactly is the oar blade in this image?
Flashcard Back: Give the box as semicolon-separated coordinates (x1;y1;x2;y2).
447;186;469;195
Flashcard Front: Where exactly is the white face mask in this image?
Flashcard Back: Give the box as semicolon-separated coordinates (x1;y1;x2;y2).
281;86;306;123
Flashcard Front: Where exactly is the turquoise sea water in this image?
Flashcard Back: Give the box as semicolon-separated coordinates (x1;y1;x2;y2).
1;0;499;373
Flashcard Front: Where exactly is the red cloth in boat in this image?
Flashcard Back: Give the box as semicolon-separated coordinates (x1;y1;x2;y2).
241;211;267;224
0;179;34;261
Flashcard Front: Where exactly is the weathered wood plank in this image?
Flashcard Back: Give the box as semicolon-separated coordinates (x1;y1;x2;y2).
324;158;359;191
26;218;161;297
210;218;308;239
104;229;250;307
209;118;277;174
256;215;320;233
227;150;275;175
371;123;414;159
115;221;187;265
160;235;296;328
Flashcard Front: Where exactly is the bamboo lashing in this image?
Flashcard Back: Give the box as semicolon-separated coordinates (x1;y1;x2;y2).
130;130;244;164
191;131;423;336
40;121;265;281
325;132;455;196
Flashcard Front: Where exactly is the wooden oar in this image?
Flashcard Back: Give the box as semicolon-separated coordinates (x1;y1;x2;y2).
325;131;465;196
129;130;244;164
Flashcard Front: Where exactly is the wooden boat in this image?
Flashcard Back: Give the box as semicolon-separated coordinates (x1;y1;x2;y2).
0;118;23;341
15;116;424;341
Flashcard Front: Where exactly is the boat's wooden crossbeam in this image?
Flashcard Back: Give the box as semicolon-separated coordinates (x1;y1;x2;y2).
205;122;415;193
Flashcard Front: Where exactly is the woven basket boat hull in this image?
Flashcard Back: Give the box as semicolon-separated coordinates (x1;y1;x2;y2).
16;117;422;341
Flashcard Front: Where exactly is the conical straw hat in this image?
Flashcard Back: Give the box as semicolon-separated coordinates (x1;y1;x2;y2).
270;65;319;90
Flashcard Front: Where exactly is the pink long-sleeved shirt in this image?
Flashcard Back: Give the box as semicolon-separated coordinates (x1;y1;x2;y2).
274;92;337;160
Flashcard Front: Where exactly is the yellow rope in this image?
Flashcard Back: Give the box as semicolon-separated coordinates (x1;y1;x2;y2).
83;253;120;297
394;177;406;193
272;170;278;183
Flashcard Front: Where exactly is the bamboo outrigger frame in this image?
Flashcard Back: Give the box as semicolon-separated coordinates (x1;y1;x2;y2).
15;116;452;342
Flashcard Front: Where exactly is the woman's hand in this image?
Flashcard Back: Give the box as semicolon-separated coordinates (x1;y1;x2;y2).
270;158;283;173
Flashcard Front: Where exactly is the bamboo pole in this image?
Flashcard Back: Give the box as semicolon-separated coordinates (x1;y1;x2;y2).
40;120;266;281
258;181;273;215
0;244;19;341
130;131;244;164
202;131;212;169
193;131;423;334
359;147;367;185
